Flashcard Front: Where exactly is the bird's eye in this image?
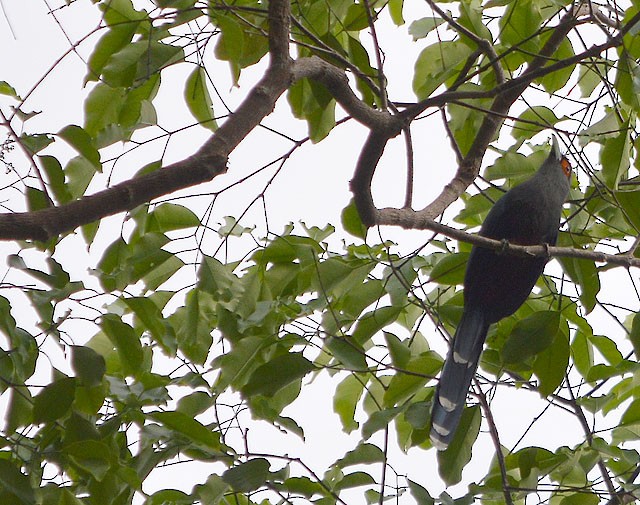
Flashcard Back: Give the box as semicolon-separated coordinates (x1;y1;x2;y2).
561;157;571;178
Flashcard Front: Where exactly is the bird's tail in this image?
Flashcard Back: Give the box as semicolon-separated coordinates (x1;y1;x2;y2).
430;308;489;450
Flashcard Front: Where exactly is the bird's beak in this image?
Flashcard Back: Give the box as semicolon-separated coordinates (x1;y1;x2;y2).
551;134;562;160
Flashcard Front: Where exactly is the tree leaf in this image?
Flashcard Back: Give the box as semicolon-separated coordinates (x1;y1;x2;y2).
429;252;468;285
600;126;630;189
501;311;561;364
533;329;569;396
58;125;101;167
185;65;217;131
334;443;384;468
71;346;106;387
334;374;365;433
33;376;76;423
100;314;143;375
325;336;368;370
151;411;222;450
436;405;481;485
241;353;315;398
413;41;474;99
513;106;560;140
222;458;270;492
0;459;35;504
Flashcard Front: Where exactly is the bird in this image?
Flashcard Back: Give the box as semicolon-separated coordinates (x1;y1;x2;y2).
430;136;572;451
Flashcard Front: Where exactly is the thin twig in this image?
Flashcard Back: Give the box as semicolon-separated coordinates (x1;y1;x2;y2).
474;379;515;505
363;0;388;110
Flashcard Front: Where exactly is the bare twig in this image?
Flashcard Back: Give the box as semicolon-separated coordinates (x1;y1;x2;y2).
475;380;514;505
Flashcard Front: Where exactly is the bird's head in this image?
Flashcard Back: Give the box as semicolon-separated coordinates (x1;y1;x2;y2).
551;134;572;180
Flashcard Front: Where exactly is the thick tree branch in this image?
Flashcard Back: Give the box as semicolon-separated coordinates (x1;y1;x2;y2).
292;56;398;130
0;0;293;243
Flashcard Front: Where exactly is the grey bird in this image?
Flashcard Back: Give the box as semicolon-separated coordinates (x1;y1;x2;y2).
430;136;572;450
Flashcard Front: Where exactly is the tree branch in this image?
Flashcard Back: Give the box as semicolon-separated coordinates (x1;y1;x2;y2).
375;214;640;268
0;0;294;243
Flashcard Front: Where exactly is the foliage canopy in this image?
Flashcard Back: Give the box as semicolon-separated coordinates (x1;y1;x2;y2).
1;0;640;504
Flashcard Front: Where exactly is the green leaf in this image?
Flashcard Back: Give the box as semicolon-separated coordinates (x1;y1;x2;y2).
146;489;192;505
558;257;600;313
384;352;442;407
19;133;53;154
538;37;575;93
341;199;368;239
589;335;623;365
195;474;228;504
533;329;569;396
185;65;217;131
501;311;561;364
409;17;444;40
352;306;401;345
334;374;365;433
86;24;137;82
384;332;411;368
99;0;148;26
177;391;215;418
408;479;435;505
33;376;76;423
388;0;404;25
600;126;630;189
148;203;200;232
362;406;403;439
499;0;541;64
214;15;244;64
436;405;481;485
615;51;640;109
429;252;468;285
26;186;49;212
151;411;221;450
176;290;213;364
282;476;326;499
5;387;33;433
334;471;375;490
571;329;594;378
0;81;20;99
66;156;98;200
335;443;384;468
616;189;640;230
71;346;106;387
577;59;608;98
102;40;183;87
413;41;473;99
100;314;143;375
84;83;126;138
0;459;35;504
39;155;72;204
241;353;315;398
66;440;114;481
630;312;640;360
326;336;368;370
58;125;101;167
222;458;270;493
484;150;540;180
405;400;431;434
513;106;560;140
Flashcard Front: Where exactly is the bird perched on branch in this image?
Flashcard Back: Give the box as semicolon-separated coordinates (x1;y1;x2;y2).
430;136;572;451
